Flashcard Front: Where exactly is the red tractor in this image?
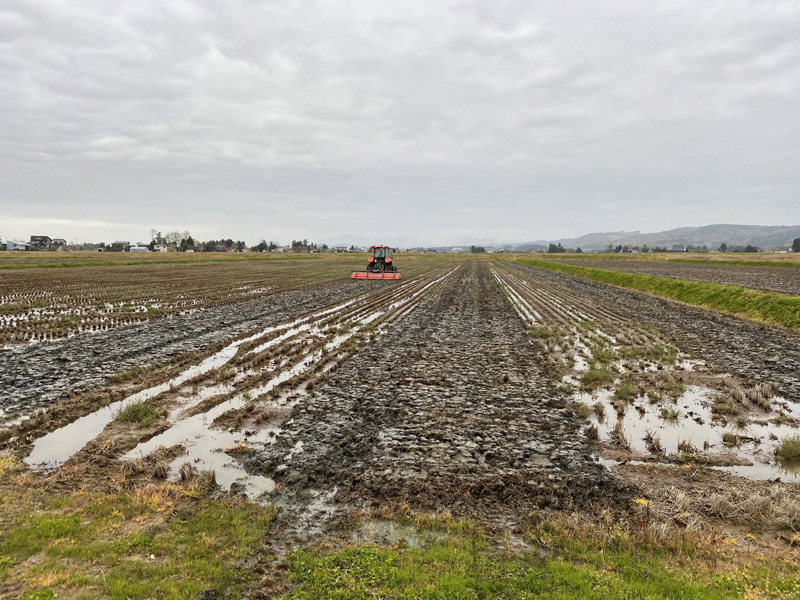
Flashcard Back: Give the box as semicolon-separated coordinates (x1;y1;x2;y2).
351;245;401;280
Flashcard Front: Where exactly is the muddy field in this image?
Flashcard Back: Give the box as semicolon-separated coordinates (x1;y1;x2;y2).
0;255;435;344
559;258;800;296
2;256;799;597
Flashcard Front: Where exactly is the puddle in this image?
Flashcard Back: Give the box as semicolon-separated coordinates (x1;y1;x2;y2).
23;268;458;496
124;395;277;500
493;264;800;484
579;385;800;483
24;343;243;468
121;312;381;494
24;297;364;469
118;270;458;494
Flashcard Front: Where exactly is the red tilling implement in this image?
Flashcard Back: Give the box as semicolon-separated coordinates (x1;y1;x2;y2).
350;271;401;280
350;245;401;280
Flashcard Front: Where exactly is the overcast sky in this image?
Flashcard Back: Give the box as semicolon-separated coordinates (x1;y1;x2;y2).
1;0;799;246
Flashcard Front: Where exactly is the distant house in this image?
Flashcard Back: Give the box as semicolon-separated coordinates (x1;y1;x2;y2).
154;245;168;253
167;244;178;252
51;238;67;248
111;241;131;252
6;240;30;251
669;245;687;253
30;235;53;250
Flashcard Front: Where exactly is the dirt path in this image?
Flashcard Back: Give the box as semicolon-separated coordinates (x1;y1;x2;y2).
254;262;629;523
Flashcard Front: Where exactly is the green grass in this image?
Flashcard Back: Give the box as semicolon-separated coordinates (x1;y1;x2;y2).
660;406;681;421
517;259;800;329
580;368;612;390
0;484;276;599
528;325;561;339
590;344;617;364
115;401;160;427
614;378;636;402
287;520;800;599
536;253;800;268
775;435;800;461
618;344;679;365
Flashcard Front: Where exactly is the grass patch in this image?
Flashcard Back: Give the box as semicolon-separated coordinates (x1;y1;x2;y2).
0;482;276;599
712;395;742;417
580;368;612;390
528;325;561;339
614;378;636;402
775;435;800;462
116;401;160;427
518;258;800;329
572;403;591;420
659;406;681;421
637;344;679;364
287;517;800;599
109;364;143;384
590;344;617;365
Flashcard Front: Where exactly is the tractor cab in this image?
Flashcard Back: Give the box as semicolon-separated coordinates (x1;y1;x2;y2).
368;245;393;271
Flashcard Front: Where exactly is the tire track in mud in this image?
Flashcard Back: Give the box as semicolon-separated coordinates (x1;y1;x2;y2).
251;262;630;538
23;267;459;498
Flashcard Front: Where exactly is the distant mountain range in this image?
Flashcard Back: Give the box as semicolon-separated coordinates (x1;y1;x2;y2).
447;225;800;252
325;224;800;252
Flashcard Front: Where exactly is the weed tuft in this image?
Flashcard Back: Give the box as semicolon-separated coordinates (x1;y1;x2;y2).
775;435;800;462
116;401;160;427
580;368;612;390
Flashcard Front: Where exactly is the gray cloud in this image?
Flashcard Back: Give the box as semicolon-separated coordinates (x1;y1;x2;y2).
1;0;799;245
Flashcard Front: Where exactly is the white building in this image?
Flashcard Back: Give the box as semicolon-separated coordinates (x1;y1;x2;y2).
6;240;30;251
154;244;168;252
129;245;149;253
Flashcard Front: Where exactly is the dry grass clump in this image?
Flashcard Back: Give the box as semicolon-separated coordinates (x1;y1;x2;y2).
721;432;741;447
611;421;630;450
571;402;590;420
644;429;663;454
659;484;800;531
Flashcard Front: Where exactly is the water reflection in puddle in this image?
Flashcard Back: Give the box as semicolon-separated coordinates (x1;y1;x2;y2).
580;385;800;482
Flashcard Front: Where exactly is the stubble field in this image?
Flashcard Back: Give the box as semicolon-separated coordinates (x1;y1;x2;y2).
1;252;799;599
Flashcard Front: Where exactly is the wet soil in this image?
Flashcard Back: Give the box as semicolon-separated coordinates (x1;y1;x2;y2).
0;279;388;424
513;262;800;402
561;259;800;296
252;263;632;521
7;257;800;559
